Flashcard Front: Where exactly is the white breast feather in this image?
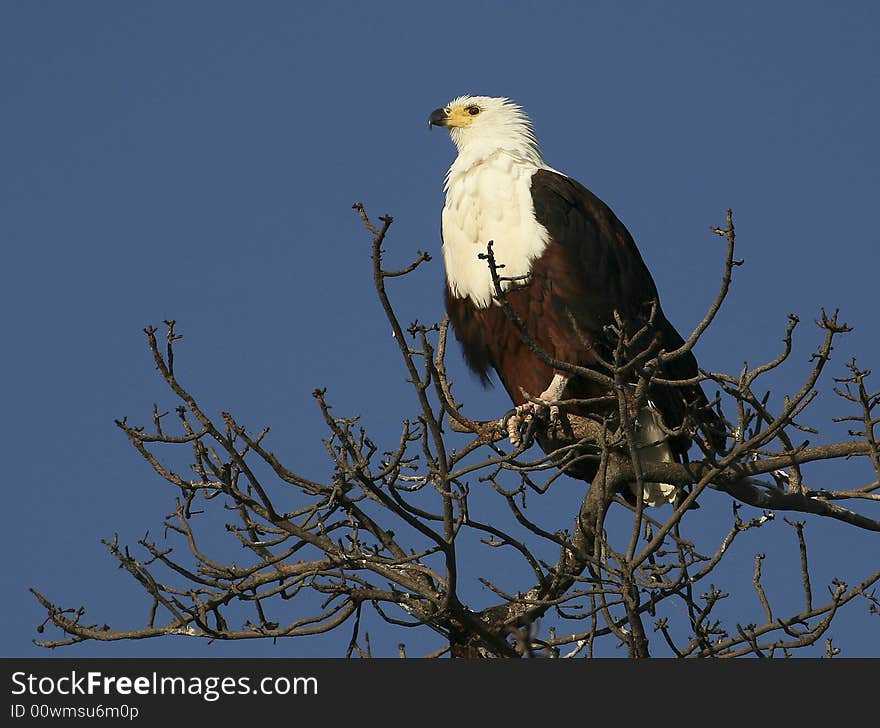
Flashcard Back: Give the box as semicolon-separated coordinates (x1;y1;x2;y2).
442;151;551;309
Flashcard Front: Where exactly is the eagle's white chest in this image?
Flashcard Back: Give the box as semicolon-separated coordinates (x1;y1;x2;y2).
442;152;550;309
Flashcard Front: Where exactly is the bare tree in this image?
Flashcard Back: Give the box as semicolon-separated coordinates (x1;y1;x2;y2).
32;205;880;658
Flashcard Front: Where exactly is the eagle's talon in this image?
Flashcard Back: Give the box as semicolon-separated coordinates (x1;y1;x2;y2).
500;408;525;447
499;408;518;433
503;401;549;447
546;404;563;437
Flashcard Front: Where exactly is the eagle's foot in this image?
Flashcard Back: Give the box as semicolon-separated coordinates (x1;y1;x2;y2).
502;401;545;448
503;374;569;447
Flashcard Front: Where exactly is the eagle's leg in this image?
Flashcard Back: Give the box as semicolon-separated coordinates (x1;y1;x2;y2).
504;373;569;447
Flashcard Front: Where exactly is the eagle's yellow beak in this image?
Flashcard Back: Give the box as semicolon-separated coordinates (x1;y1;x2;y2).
428;106;472;129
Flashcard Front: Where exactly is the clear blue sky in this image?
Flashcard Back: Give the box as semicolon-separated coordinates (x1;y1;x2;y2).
2;1;878;657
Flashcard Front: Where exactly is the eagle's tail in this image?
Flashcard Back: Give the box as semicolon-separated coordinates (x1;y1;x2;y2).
630;403;678;506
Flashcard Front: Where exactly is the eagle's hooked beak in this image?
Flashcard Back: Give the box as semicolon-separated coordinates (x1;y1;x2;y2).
428;107;449;129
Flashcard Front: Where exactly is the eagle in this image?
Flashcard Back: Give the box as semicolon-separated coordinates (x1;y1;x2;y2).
429;95;724;506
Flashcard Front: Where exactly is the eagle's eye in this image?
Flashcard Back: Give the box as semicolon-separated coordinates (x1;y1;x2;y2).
466;105;480;116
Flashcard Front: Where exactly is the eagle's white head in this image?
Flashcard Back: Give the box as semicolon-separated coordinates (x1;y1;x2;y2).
429;95;544;167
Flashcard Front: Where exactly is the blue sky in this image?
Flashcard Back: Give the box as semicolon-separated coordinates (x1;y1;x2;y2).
2;1;878;657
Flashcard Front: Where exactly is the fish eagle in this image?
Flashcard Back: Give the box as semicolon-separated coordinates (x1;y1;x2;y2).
429;95;724;506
